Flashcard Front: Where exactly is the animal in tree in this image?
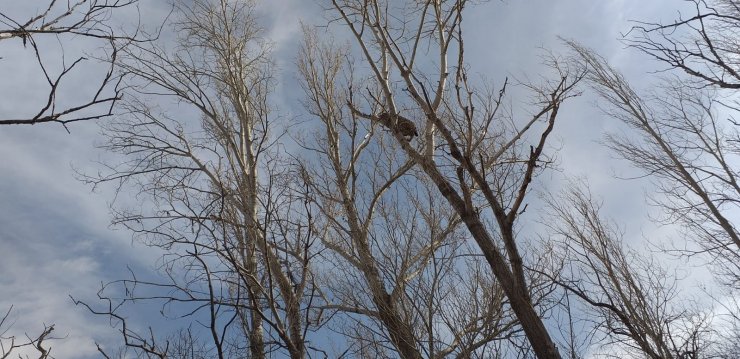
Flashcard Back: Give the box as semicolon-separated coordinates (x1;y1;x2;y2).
377;112;418;141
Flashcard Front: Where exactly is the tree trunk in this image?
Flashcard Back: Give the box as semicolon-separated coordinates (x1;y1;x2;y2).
420;159;562;359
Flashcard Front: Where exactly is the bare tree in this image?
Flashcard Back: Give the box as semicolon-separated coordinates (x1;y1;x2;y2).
0;0;142;128
323;1;584;357
614;0;740;288
543;183;717;359
568;40;740;289
78;1;322;358
563;4;740;349
296;28;560;358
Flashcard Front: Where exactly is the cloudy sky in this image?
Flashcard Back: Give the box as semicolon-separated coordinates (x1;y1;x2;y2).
0;0;693;357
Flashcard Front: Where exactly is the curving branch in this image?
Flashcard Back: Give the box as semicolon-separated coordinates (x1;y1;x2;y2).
0;0;146;129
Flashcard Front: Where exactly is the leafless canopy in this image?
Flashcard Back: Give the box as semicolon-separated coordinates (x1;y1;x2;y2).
627;0;740;90
543;184;717;359
558;1;740;354
77;0;322;358
320;1;585;357
568;39;740;289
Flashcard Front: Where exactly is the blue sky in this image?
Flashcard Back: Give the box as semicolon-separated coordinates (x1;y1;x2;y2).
0;0;698;357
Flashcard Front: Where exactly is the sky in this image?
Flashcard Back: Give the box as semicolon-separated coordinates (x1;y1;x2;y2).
0;0;698;357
